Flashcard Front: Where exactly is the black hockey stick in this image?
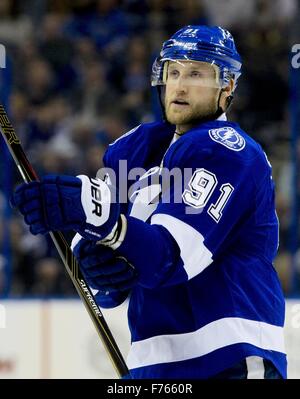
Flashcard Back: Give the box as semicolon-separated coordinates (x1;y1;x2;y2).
0;104;130;378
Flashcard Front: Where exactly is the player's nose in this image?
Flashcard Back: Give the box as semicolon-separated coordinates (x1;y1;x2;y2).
174;76;188;93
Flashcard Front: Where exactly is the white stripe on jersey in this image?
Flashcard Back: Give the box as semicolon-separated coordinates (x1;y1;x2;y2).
109;124;141;146
127;317;285;370
151;213;213;279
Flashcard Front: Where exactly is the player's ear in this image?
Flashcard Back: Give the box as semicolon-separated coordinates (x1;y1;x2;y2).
220;79;234;111
223;79;234;97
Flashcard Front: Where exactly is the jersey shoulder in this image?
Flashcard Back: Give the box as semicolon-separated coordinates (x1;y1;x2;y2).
165;120;268;172
103;121;174;170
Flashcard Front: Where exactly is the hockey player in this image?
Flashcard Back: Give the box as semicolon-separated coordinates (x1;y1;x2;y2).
12;26;286;379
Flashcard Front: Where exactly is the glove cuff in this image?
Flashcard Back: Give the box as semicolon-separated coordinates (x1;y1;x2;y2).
98;214;127;250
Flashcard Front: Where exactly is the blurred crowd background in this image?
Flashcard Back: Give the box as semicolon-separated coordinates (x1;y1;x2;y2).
0;0;299;298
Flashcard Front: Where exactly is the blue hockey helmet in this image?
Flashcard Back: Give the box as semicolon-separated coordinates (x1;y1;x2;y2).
151;25;242;92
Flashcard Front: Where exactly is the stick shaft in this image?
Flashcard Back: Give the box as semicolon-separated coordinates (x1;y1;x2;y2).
0;104;129;378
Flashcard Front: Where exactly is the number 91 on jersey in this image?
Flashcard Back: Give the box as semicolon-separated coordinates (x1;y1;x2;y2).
182;168;234;222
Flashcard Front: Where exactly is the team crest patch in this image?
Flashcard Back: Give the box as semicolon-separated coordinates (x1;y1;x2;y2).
208;127;246;151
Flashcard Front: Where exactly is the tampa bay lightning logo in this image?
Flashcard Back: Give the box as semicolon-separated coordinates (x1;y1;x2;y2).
208;127;246;151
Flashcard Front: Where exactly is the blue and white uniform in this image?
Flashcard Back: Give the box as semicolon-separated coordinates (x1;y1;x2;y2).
103;118;286;379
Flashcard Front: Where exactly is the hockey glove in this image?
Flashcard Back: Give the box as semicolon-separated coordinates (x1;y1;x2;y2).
11;174;120;241
72;234;138;308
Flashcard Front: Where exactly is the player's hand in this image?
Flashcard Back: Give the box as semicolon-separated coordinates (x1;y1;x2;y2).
11;174;120;241
72;235;138;307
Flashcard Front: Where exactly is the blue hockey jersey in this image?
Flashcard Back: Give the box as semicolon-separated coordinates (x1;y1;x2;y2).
103;118;287;379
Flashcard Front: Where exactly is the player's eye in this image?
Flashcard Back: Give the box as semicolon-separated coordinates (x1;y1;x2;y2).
190;70;202;78
168;69;179;78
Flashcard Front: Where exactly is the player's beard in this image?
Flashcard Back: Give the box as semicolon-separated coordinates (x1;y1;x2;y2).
165;92;220;127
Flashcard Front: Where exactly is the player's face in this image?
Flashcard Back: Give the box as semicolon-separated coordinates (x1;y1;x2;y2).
164;60;220;132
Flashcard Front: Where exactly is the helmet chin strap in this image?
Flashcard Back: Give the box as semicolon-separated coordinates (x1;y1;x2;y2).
215;88;225;118
157;85;167;121
214;88;231;118
209;87;234;121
